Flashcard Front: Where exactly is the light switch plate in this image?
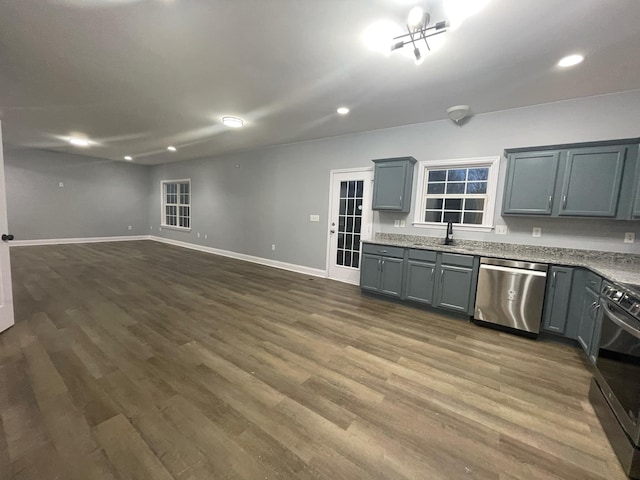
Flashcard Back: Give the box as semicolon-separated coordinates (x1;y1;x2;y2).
309;214;320;222
394;220;400;227
624;232;635;243
58;181;64;188
532;227;542;238
399;220;406;228
495;225;508;235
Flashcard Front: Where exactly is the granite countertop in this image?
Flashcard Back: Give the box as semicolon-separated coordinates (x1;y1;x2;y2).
366;234;640;286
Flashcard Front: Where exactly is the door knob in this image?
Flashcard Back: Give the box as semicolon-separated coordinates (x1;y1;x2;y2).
1;234;14;242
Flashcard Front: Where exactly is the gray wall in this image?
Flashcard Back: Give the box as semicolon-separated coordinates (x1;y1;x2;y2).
149;90;640;270
5;148;150;240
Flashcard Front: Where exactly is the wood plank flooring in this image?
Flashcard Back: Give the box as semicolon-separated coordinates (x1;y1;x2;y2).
1;240;627;479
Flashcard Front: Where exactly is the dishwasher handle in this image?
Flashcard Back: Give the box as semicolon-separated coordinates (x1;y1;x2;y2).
479;263;548;277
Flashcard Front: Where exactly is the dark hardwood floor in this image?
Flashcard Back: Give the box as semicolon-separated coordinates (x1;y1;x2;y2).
0;240;627;479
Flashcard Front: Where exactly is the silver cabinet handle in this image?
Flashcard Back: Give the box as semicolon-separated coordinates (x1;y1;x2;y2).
378;258;381;271
440;269;444;284
377;249;387;254
552;271;557;287
562;195;567;209
431;269;434;282
381;258;385;272
548;196;552;208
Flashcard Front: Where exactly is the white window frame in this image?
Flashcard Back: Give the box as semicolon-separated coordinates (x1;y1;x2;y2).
412;156;500;232
160;179;191;231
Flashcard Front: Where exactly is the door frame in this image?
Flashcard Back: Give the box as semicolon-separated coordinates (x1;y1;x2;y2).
325;167;374;284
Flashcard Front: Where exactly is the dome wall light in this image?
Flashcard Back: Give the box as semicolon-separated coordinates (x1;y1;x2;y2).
447;105;472;124
167;146;177;152
222;116;245;128
68;136;91;147
337;107;350;115
558;54;584;67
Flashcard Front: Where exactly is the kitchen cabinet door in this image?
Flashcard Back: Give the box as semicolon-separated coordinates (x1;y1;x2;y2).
380;257;404;297
559;146;626;217
542;266;574;335
404;260;436;305
502;151;560;215
360;254;381;292
435;265;473;313
372;157;416;212
589;305;604;365
634;180;640;218
577;287;599;359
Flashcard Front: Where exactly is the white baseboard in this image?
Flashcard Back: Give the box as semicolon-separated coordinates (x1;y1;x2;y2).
10;235;152;247
149;235;328;278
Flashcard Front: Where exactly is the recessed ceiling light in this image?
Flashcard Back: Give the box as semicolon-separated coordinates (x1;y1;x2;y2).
124;156;133;161
222;116;245;128
167;146;177;152
558;54;584;68
337;107;350;115
68;136;91;147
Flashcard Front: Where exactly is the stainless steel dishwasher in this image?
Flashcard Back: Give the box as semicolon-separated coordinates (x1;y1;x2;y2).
474;258;548;335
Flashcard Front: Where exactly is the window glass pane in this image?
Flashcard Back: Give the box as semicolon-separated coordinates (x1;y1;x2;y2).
347;199;355;215
356;181;364;198
339;199;346;215
465;198;485;211
446;183;465;194
425;210;442;222
340;182;347;198
354;217;361;233
443;211;461;223
338;217;345;232
345;234;353;250
355;199;363;216
463;212;483;224
427;183;445;194
348;181;356;197
180;183;189;194
353;234;361;249
447;169;467;181
336;250;344;266
426;198;443;209
338;234;344;249
466;182;487;194
344;251;352;268
468;168;489;181
352;253;360;268
444;198;462;210
346;217;354;233
428;170;446;182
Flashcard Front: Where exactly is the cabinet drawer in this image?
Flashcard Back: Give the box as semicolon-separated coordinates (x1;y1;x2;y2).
362;243;405;259
408;249;437;262
585;271;602;293
441;253;474;268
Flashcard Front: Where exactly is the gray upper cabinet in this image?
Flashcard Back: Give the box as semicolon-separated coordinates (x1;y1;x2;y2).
372;157;416;212
559;146;626;217
503;151;560;215
542;266;574;335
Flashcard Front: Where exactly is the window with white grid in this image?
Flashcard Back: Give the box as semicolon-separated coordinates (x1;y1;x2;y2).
413;157;500;231
161;180;191;230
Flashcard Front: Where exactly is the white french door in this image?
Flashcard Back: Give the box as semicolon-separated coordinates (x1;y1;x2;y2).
327;168;374;284
0;122;15;333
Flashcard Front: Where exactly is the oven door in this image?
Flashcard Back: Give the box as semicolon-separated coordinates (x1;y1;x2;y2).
594;299;640;446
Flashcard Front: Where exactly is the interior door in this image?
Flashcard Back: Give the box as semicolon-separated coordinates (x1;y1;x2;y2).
327;169;373;284
0;122;15;333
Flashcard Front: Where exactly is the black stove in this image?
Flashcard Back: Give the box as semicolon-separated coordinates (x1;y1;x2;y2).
603;283;640;322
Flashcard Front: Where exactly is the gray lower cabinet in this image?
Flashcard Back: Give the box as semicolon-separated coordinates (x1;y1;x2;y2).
634;180;640;218
434;264;474;313
542;266;574;334
404;260;436;305
559;146;626;217
372;157;416;212
502;151;560;215
577;284;602;363
360;246;405;298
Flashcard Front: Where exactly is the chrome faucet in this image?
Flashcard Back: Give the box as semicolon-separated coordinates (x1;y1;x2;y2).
444;221;454;245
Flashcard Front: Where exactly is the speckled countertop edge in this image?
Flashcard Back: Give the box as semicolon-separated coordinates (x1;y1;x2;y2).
367;233;640;286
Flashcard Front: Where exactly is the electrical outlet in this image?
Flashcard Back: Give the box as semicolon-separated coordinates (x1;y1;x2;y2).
150;226;153;230
309;214;320;222
495;225;508;235
197;232;201;238
624;232;635;244
58;181;64;188
271;244;276;251
399;220;406;228
127;225;132;231
532;227;542;238
394;220;400;227
204;234;207;239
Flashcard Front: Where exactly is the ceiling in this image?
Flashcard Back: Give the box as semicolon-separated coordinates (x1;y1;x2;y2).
1;0;639;165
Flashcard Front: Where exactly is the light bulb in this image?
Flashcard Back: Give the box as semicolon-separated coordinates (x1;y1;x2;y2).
407;6;424;28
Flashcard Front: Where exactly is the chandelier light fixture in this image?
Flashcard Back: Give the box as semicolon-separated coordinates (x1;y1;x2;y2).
391;6;449;64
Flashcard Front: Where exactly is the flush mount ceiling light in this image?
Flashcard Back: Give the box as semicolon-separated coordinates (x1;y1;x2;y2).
447;105;471;124
558;54;584;68
67;136;92;147
337;107;350;115
167;145;177;152
124;156;133;161
222;116;244;128
390;5;448;64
